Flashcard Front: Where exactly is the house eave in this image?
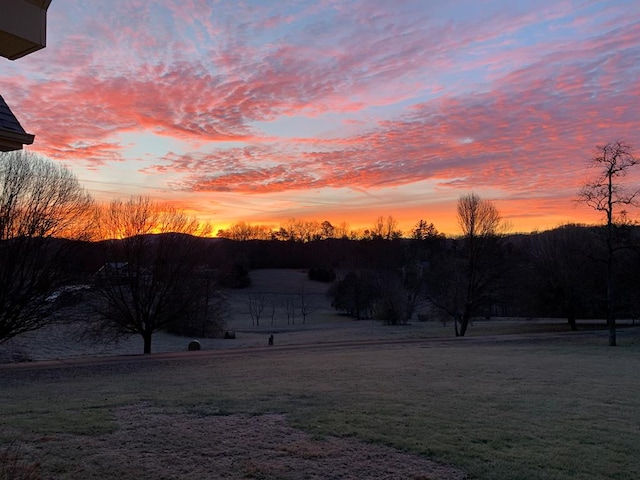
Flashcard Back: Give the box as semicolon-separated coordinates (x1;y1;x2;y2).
0;0;52;61
0;129;35;152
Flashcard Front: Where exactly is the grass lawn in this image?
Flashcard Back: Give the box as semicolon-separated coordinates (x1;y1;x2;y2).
1;327;639;479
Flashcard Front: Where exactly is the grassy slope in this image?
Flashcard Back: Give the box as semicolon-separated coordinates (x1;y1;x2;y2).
2;330;639;480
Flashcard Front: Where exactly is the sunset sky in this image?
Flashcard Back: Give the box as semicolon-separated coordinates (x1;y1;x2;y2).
4;0;640;235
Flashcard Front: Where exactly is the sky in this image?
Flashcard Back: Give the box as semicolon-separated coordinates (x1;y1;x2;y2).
3;0;640;235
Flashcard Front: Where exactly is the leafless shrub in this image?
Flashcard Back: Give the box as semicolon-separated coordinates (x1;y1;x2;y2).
284;296;296;324
246;294;266;326
298;286;314;324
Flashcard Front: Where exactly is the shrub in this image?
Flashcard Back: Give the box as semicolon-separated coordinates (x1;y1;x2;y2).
329;270;378;319
166;289;228;338
227;264;251;288
307;267;336;282
373;292;408;325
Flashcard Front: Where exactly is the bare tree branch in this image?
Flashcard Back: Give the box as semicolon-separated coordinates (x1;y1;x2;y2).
0;151;93;343
91;196;212;354
577;140;639;346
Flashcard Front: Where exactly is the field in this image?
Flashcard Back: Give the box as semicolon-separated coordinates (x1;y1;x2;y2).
1;270;639;479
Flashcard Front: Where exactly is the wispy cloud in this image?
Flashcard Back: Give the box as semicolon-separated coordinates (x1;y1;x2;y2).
4;0;639;232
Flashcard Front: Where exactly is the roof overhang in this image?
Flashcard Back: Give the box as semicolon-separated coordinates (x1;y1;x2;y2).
0;129;35;152
0;0;52;60
0;95;35;151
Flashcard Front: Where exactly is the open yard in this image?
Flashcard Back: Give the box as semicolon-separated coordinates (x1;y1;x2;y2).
1;325;639;479
1;269;639;479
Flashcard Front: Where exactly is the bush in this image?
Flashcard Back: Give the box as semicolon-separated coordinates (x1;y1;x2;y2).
166;289;228;338
374;293;408;325
307;267;336;282
219;264;251;288
372;275;409;325
329;270;378;319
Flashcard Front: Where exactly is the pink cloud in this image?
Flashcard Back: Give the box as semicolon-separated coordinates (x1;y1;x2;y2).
156;36;639;200
3;0;638;232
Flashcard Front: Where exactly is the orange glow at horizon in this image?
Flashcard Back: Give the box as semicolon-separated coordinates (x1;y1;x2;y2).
156;196;606;238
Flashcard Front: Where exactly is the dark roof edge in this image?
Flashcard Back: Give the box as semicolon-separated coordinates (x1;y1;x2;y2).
0;94;35;151
0;128;35;145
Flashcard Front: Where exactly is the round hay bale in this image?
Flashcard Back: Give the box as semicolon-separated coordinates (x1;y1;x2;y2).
187;340;201;351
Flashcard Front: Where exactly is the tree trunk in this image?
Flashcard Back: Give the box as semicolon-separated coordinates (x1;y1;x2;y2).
458;307;471;337
606;169;616;346
459;316;470;336
606;239;616;346
143;331;152;354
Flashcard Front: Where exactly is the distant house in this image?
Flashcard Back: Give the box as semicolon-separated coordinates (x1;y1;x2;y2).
0;0;52;151
95;262;153;286
95;262;130;285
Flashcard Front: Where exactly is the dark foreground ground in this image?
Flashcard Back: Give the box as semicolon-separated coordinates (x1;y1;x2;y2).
2;322;639;480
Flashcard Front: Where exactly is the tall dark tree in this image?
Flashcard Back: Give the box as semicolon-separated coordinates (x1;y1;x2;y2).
329;270;378;320
411;219;440;240
578;141;639;346
427;194;506;336
529;225;603;330
92;196;213;354
0;151;93;343
455;193;505;335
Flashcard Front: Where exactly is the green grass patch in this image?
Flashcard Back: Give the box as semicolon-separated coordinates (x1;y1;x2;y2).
2;330;639;479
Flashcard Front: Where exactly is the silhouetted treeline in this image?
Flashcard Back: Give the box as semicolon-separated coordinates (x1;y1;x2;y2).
54;223;640;329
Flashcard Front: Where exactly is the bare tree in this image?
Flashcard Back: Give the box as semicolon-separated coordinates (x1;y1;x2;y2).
371;216;385;238
455;193;506;335
427;193;505;336
91;196;211;354
0;151;93;344
298;285;314;324
333;221;351;239
371;215;402;240
274;218;321;242
578;141;639;346
457;193;502;239
267;296;277;325
246;294;266;326
284;296;296;324
217;222;273;240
